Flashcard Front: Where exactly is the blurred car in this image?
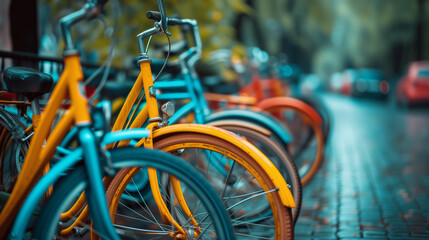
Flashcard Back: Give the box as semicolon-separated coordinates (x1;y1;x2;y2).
396;61;429;106
340;69;359;96
351;69;390;98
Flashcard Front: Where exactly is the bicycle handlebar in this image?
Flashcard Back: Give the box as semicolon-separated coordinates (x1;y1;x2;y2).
145;11;202;57
146;11;181;26
137;7;202;65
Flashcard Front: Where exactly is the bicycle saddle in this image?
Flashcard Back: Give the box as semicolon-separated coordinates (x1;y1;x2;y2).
3;67;53;100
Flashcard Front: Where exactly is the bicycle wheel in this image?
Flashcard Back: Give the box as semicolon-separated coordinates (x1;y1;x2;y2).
0;108;29;192
211;122;302;223
107;131;294;239
258;103;325;186
33;147;234;239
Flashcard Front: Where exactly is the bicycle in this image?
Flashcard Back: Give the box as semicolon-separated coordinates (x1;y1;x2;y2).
0;1;235;239
126;17;302;222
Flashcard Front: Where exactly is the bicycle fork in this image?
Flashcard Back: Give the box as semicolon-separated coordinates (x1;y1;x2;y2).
138;121;201;238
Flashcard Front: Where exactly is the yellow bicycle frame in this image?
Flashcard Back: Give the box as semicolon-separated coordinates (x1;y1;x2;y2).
0;54;91;238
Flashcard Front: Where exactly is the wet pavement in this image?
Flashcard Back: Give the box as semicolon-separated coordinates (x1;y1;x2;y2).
295;94;429;239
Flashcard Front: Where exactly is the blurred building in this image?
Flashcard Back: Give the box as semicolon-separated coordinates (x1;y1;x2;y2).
234;0;428;82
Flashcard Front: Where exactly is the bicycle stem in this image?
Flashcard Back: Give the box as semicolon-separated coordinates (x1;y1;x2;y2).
137;27;161;60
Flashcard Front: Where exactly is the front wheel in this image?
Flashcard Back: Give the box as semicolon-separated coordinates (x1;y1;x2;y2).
33;147;235;240
107;131;294;239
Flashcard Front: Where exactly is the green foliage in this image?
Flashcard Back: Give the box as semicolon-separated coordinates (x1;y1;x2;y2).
40;0;251;68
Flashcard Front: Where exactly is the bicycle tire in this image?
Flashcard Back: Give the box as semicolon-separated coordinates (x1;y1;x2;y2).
33;147;235;239
107;132;294;239
213;123;302;223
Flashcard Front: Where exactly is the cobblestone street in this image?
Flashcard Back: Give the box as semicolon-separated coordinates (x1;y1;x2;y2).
295;94;429;239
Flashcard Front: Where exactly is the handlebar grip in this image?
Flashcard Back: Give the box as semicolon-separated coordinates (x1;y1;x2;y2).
146;11;161;21
167;17;181;26
146;11;182;26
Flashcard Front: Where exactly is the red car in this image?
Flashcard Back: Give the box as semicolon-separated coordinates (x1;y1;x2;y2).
397;61;429;106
